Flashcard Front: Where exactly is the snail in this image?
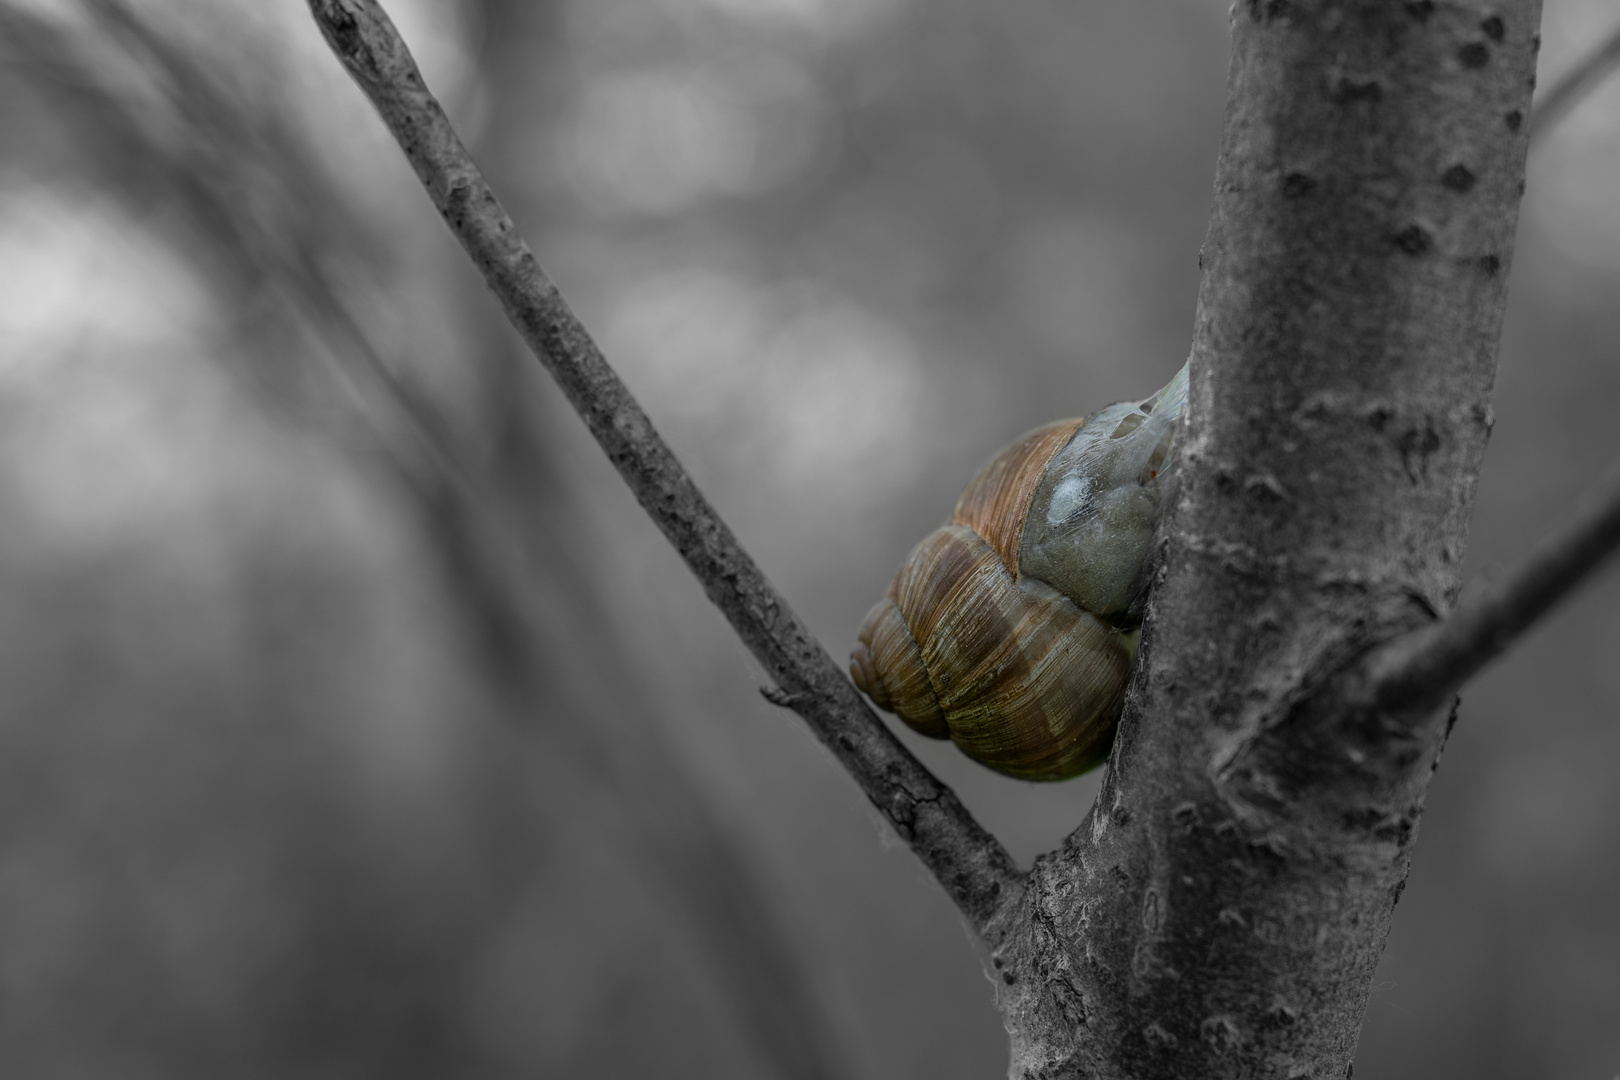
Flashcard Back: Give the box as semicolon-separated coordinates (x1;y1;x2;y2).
849;362;1189;781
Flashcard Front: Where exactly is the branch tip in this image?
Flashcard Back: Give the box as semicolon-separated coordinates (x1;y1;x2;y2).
760;685;798;708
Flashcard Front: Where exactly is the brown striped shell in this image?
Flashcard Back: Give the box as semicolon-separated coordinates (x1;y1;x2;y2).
849;364;1187;781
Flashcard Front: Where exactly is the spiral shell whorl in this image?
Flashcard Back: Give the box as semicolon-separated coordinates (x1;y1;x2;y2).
857;523;1129;781
952;418;1085;570
851;597;947;738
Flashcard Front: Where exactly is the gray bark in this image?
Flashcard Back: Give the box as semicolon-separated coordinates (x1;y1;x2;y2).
992;2;1540;1076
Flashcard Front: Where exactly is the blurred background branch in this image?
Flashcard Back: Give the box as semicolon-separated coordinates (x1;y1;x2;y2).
1530;16;1620;143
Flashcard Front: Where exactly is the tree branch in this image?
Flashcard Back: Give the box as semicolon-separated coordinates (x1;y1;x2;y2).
1530;19;1620;146
1364;460;1620;718
993;4;1543;1075
304;0;1021;931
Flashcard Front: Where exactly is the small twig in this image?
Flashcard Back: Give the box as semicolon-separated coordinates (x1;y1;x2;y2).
1530;21;1620;147
1365;461;1620;718
760;685;799;708
304;0;1021;931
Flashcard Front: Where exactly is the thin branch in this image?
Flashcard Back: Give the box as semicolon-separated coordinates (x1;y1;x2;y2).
1365;461;1620;718
1530;20;1620;147
304;0;1022;931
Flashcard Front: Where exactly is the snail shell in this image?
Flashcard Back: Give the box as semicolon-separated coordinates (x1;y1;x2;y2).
850;363;1188;781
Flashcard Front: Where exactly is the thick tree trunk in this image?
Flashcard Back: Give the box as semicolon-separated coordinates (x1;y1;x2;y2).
992;3;1540;1076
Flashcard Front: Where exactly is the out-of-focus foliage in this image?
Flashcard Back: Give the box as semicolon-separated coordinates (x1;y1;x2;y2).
0;0;1615;1077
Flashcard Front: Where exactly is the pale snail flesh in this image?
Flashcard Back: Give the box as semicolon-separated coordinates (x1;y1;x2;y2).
850;362;1190;781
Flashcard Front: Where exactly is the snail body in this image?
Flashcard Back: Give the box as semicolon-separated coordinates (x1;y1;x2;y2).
850;362;1189;781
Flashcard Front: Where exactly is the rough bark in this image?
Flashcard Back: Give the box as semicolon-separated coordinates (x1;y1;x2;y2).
993;3;1540;1076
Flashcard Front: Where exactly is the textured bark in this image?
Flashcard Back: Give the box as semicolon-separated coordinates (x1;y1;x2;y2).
994;2;1540;1076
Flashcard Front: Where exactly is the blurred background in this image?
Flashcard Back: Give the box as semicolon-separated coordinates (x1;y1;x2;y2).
0;0;1614;1076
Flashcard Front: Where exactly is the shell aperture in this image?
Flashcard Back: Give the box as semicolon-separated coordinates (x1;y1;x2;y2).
1019;362;1189;616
